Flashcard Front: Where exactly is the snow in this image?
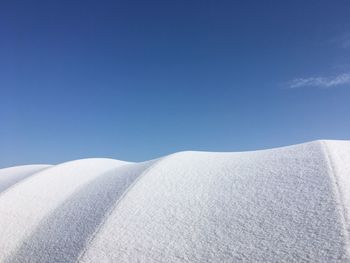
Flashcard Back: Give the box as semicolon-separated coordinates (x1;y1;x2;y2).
0;140;350;262
0;165;51;194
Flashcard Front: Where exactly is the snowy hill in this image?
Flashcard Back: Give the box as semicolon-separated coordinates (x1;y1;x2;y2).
0;140;350;262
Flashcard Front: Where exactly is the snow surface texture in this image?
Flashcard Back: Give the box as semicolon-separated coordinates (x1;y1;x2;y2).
0;140;350;262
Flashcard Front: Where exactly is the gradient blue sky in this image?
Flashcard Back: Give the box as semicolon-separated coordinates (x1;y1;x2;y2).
1;0;350;167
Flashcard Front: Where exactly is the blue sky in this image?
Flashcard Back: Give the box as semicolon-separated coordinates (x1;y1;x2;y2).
1;0;350;167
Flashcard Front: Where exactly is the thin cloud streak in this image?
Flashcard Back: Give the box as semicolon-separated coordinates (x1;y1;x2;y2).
289;73;350;89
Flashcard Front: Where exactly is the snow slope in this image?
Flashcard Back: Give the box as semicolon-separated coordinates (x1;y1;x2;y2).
0;140;350;262
0;165;51;194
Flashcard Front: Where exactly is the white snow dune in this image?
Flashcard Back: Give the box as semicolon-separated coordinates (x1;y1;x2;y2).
0;141;349;262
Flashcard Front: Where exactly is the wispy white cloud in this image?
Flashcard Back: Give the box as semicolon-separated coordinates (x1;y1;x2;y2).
288;73;350;89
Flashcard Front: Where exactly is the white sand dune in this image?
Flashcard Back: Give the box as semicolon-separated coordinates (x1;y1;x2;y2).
0;140;350;262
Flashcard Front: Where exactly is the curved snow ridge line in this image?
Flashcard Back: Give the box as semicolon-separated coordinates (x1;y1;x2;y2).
321;141;350;259
8;160;155;263
76;152;182;262
322;141;350;254
79;141;350;262
1;140;350;262
0;158;128;197
0;158;129;262
0;165;52;195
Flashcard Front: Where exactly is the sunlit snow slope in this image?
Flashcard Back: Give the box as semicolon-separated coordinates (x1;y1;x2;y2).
0;140;350;262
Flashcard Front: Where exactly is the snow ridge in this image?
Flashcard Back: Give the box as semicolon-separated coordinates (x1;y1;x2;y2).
0;140;350;262
321;141;350;260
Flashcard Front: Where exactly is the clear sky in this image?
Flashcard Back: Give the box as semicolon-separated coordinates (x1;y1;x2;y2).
1;0;350;167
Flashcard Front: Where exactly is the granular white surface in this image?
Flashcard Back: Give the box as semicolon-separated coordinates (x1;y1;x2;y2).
0;140;350;262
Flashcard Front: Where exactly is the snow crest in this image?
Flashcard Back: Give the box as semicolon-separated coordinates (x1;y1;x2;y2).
0;140;350;262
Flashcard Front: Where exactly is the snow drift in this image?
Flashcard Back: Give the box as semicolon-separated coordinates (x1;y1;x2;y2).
0;140;350;262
